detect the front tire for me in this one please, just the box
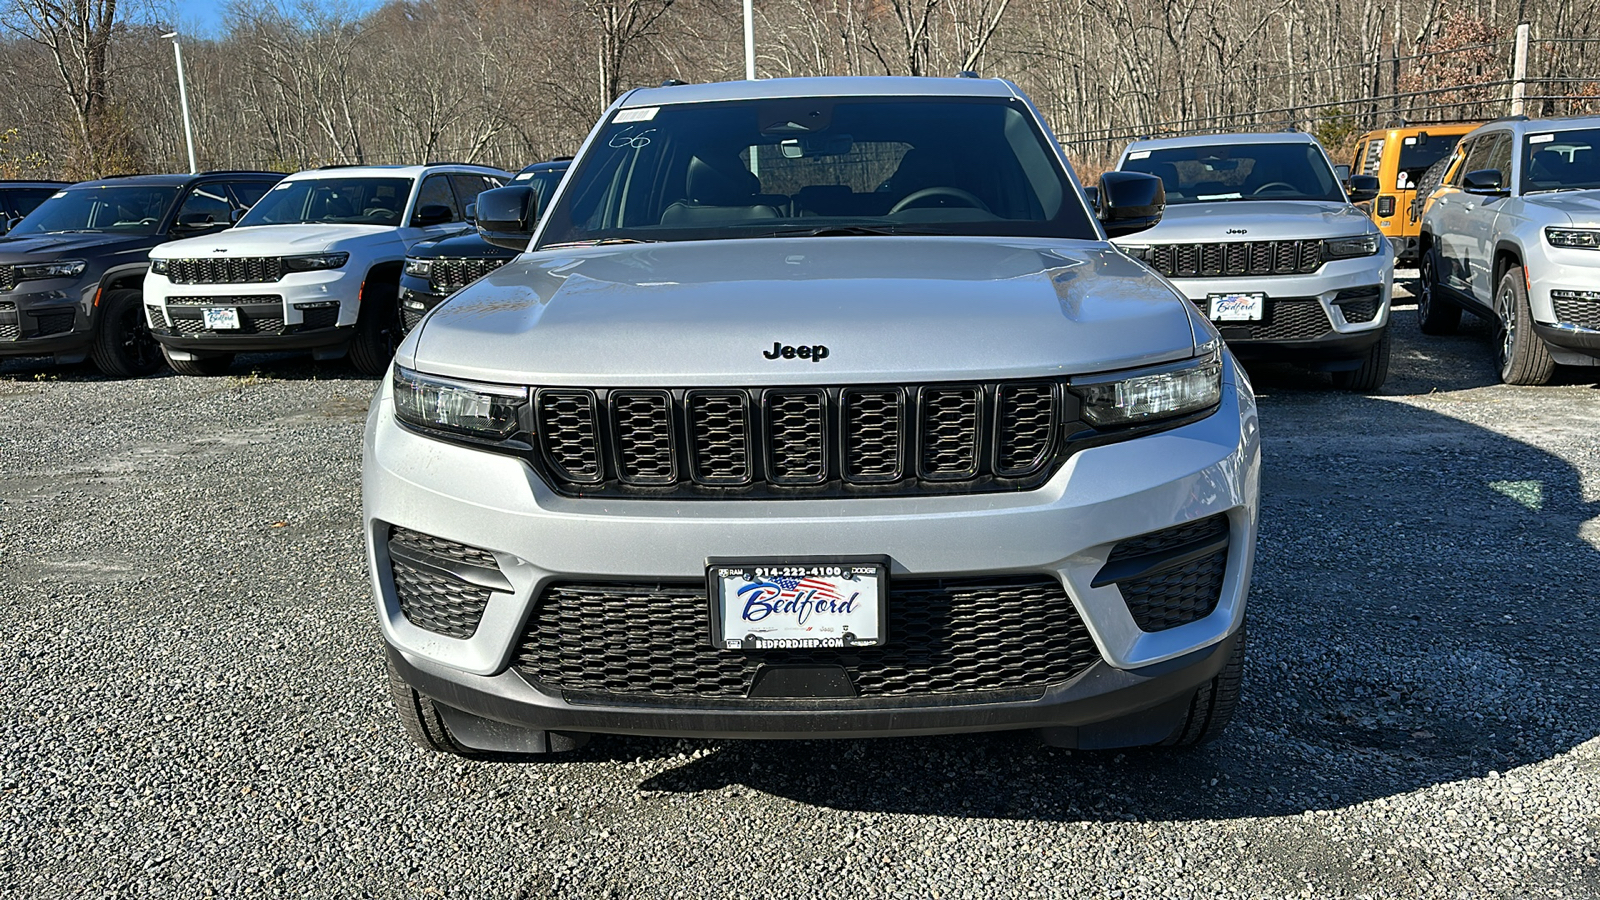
[1415,246,1460,335]
[1160,630,1246,747]
[161,346,234,376]
[387,658,478,758]
[348,282,399,376]
[89,289,164,377]
[1495,266,1555,386]
[1330,327,1391,393]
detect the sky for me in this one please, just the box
[160,0,386,38]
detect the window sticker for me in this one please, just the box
[1403,137,1417,145]
[273,182,294,190]
[1127,150,1151,160]
[614,107,659,124]
[1530,133,1555,144]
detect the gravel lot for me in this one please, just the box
[2,273,1597,899]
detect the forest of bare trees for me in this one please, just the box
[1,0,1598,181]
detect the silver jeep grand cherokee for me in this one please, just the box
[365,77,1261,757]
[1114,133,1395,392]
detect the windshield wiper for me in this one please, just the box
[1525,187,1593,195]
[540,238,656,249]
[743,224,952,238]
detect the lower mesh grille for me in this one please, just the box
[387,527,505,639]
[1198,297,1333,340]
[514,576,1102,701]
[1334,287,1383,324]
[0,300,15,342]
[1099,515,1230,632]
[1553,295,1600,329]
[300,307,338,329]
[33,311,74,336]
[400,305,426,333]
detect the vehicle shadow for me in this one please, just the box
[0,352,376,383]
[584,312,1600,823]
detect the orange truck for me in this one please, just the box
[1350,123,1479,263]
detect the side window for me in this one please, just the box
[174,183,234,228]
[412,175,462,224]
[227,181,275,211]
[448,174,495,210]
[1457,135,1500,183]
[1352,142,1367,172]
[1362,139,1385,175]
[1483,135,1514,184]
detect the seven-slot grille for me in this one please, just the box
[1135,240,1323,278]
[163,257,284,284]
[528,382,1066,497]
[429,257,508,294]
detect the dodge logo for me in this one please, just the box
[764,342,829,362]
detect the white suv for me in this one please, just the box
[144,164,508,375]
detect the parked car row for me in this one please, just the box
[0,159,570,377]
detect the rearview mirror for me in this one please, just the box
[475,185,539,251]
[1096,171,1165,238]
[1347,174,1380,203]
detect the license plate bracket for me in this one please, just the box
[1207,292,1266,322]
[202,307,241,330]
[707,556,889,650]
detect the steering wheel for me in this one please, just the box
[1251,182,1297,195]
[889,186,992,215]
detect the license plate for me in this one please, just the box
[202,307,241,330]
[1208,292,1266,322]
[708,560,887,650]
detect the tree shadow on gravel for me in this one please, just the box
[0,352,375,383]
[621,311,1600,823]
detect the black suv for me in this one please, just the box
[398,159,569,334]
[0,181,67,236]
[0,171,283,375]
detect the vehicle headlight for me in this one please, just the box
[1545,227,1600,250]
[1069,345,1223,428]
[282,251,350,272]
[403,257,432,278]
[15,259,86,280]
[150,258,169,275]
[392,366,526,440]
[1321,234,1382,260]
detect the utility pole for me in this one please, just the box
[743,0,755,80]
[1510,22,1530,116]
[162,32,198,174]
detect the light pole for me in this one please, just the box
[742,0,755,80]
[162,31,198,174]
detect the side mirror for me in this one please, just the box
[1347,174,1380,203]
[173,211,220,231]
[1462,169,1507,195]
[1334,164,1351,183]
[1096,171,1165,238]
[230,207,246,224]
[464,201,476,223]
[411,203,455,227]
[1081,185,1100,209]
[475,185,539,251]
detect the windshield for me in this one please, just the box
[1522,128,1600,193]
[9,186,180,236]
[1396,134,1462,188]
[535,97,1095,247]
[238,177,414,227]
[1121,142,1344,204]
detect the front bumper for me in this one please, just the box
[364,357,1261,741]
[144,269,361,352]
[398,283,447,335]
[0,279,93,358]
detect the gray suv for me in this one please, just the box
[366,77,1260,757]
[1114,133,1394,391]
[1417,115,1600,384]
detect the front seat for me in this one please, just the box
[659,156,779,225]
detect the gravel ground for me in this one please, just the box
[1,273,1597,899]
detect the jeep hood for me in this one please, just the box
[1113,200,1376,244]
[150,224,397,258]
[403,237,1200,386]
[1524,189,1600,226]
[0,232,156,262]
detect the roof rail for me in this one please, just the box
[547,156,574,162]
[955,70,980,78]
[315,163,358,169]
[199,169,287,176]
[1490,114,1530,123]
[659,79,688,87]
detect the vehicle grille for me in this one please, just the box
[300,307,338,330]
[387,527,504,639]
[514,576,1101,701]
[1134,240,1323,278]
[0,265,15,292]
[32,311,74,336]
[526,381,1067,498]
[1098,514,1230,632]
[400,305,425,333]
[429,257,507,294]
[163,257,284,284]
[166,296,286,336]
[0,301,16,341]
[1553,295,1600,330]
[1195,297,1333,340]
[1334,287,1382,324]
[145,305,166,329]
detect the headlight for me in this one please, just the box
[282,251,350,272]
[1321,234,1381,260]
[1069,345,1223,428]
[15,259,86,280]
[1545,227,1600,250]
[150,258,169,275]
[392,366,526,440]
[403,257,432,278]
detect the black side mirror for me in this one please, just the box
[1462,169,1507,195]
[1333,164,1351,183]
[475,185,539,251]
[1082,185,1100,209]
[1347,174,1381,203]
[173,211,221,231]
[411,203,455,227]
[1096,171,1164,238]
[464,201,476,223]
